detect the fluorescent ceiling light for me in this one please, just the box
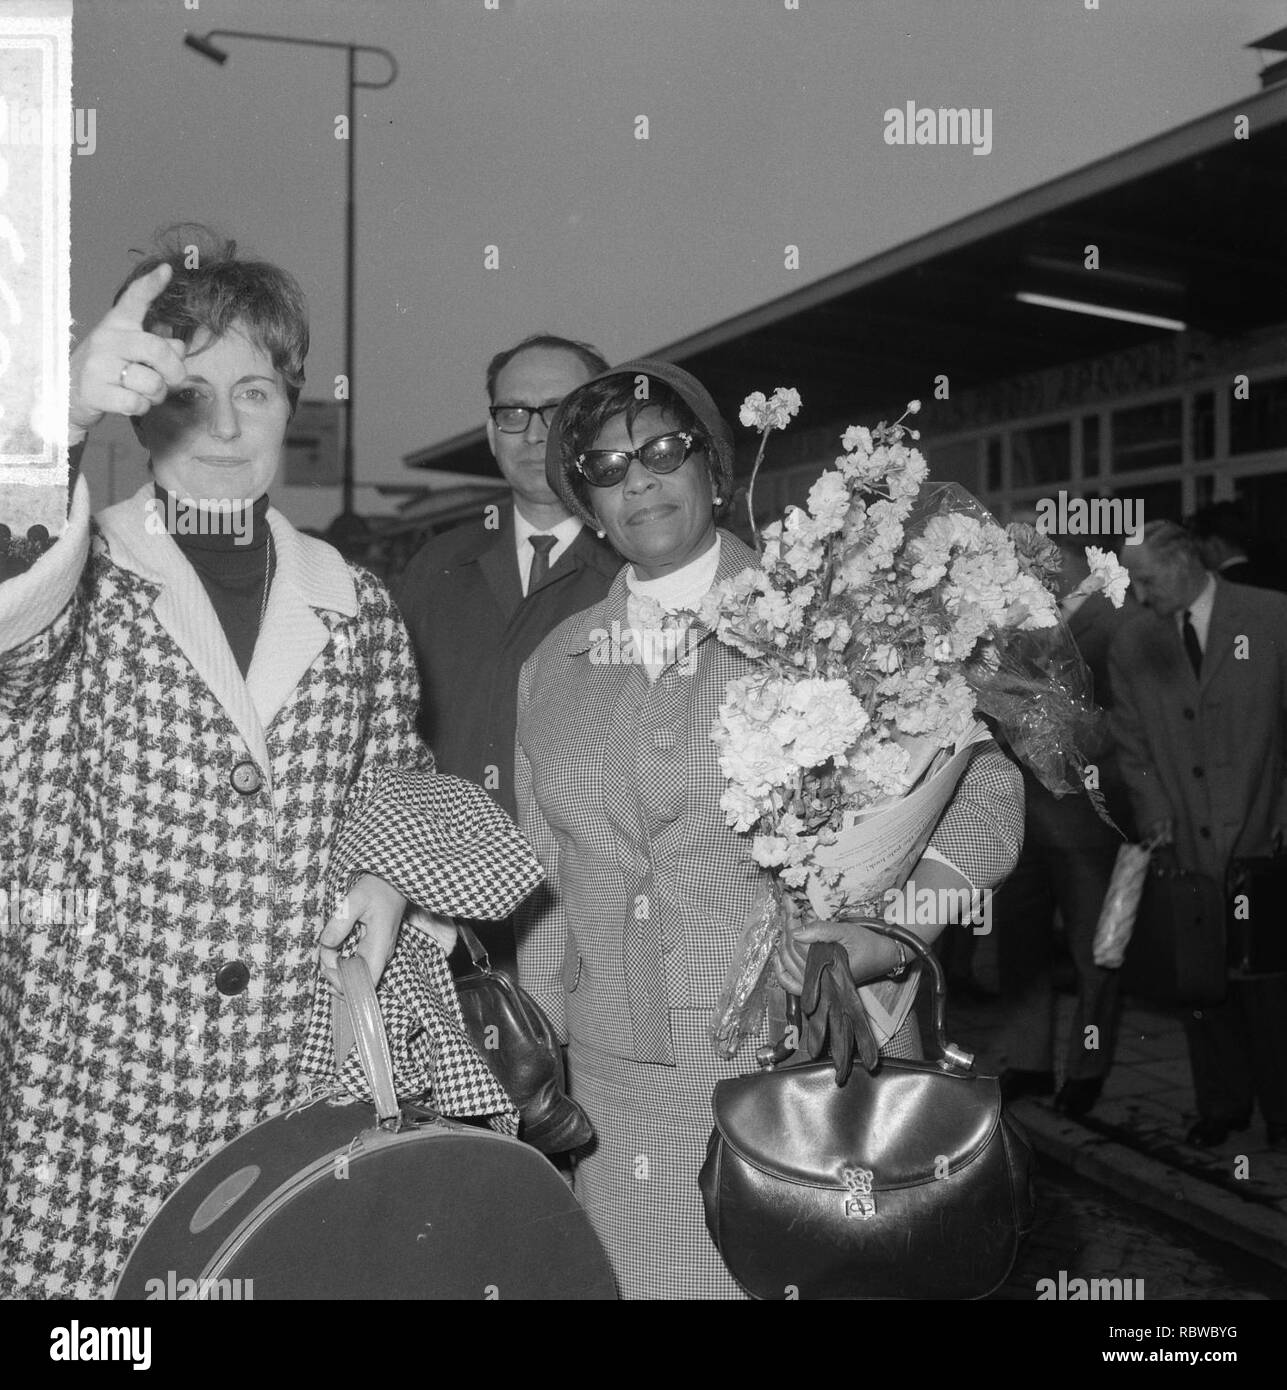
[1015,291,1186,332]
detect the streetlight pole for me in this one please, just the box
[184,29,397,524]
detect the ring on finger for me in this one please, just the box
[119,362,131,387]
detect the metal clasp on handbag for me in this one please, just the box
[842,1166,876,1220]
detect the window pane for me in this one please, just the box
[1011,421,1071,487]
[1192,391,1215,462]
[1111,399,1181,472]
[1082,415,1100,477]
[1120,480,1183,525]
[1230,375,1287,456]
[1231,473,1287,587]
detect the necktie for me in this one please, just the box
[527,534,556,594]
[1182,609,1203,678]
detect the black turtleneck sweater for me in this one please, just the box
[156,486,276,678]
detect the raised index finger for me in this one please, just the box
[110,261,174,330]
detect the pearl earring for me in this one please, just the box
[596,528,606,539]
[713,495,723,505]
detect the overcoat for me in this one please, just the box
[1108,579,1287,883]
[514,531,1025,1296]
[0,479,539,1298]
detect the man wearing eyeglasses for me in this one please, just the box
[394,335,618,850]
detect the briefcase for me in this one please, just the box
[1226,855,1287,975]
[114,957,616,1300]
[1122,863,1226,1007]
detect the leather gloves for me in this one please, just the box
[799,940,880,1084]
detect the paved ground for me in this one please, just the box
[935,932,1287,1276]
[997,1165,1287,1299]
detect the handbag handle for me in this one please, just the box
[765,918,973,1072]
[453,919,492,974]
[849,917,972,1069]
[332,954,402,1129]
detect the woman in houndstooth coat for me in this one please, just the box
[0,232,540,1298]
[515,361,1026,1299]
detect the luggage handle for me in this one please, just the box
[332,954,403,1130]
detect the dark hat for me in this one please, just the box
[544,358,735,528]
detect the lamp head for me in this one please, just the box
[184,33,229,64]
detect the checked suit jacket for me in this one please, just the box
[514,531,1026,1063]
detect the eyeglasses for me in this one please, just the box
[575,431,703,488]
[489,402,561,434]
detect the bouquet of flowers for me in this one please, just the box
[704,388,1129,1058]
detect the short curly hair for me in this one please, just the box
[557,375,714,517]
[112,223,308,414]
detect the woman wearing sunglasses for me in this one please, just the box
[513,360,1025,1298]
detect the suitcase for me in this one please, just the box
[114,956,616,1300]
[1122,863,1226,1007]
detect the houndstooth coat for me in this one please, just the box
[0,479,541,1299]
[514,532,1026,1297]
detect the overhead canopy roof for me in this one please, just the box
[407,81,1287,477]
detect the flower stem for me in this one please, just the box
[745,428,772,555]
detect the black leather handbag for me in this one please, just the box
[698,921,1035,1301]
[451,921,593,1154]
[1123,861,1227,1006]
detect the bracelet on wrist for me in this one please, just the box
[885,937,911,981]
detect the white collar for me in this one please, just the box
[513,507,581,554]
[626,534,722,614]
[94,482,355,778]
[1176,571,1217,646]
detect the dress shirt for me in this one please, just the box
[514,509,582,595]
[1175,572,1217,654]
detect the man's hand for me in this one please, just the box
[69,263,188,432]
[317,873,409,994]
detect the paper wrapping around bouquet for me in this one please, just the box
[1092,841,1152,969]
[805,721,992,1045]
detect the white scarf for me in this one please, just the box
[624,534,722,680]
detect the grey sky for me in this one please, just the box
[68,0,1283,528]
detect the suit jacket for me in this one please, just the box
[1108,578,1287,882]
[514,531,1026,1061]
[393,504,619,818]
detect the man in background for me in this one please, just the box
[1110,520,1287,1149]
[994,531,1134,1117]
[395,334,619,966]
[1188,500,1284,591]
